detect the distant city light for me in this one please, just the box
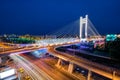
[117,34,120,38]
[31,48,47,58]
[106,34,117,41]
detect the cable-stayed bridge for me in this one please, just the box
[2,15,119,80]
[36,15,104,46]
[34,15,120,80]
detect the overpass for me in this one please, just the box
[1,39,120,80]
[48,46,120,80]
[2,43,120,80]
[0,38,79,55]
[0,47,40,55]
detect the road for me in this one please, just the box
[0,41,77,55]
[0,46,40,55]
[10,53,79,80]
[0,42,12,52]
[2,42,120,80]
[10,53,53,80]
[20,53,79,80]
[0,42,10,48]
[48,46,120,80]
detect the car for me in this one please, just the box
[19,67,24,73]
[25,75,31,80]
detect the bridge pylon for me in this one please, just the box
[80,15,88,41]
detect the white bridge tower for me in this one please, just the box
[80,15,88,40]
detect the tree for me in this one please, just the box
[108,38,120,61]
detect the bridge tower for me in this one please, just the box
[80,15,88,40]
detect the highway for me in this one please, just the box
[0,46,40,55]
[2,42,120,80]
[48,46,120,80]
[10,53,53,80]
[10,52,79,80]
[0,42,12,52]
[0,42,11,48]
[19,53,79,80]
[0,40,78,55]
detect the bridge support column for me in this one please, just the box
[87,70,92,80]
[55,58,62,68]
[68,62,74,73]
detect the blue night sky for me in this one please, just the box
[0,0,120,35]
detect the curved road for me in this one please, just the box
[48,46,120,80]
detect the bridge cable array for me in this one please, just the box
[50,18,101,38]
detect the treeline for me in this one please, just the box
[2,37,35,44]
[105,37,120,62]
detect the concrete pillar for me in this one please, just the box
[87,70,92,80]
[56,58,62,68]
[68,62,74,73]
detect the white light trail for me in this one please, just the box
[10,54,54,80]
